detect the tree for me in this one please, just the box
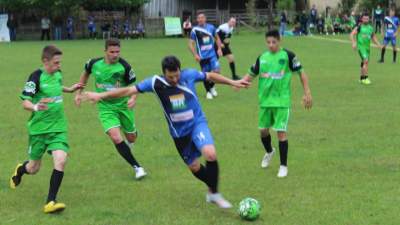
[276,0,294,11]
[81,0,148,11]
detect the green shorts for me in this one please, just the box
[358,48,370,61]
[98,109,136,134]
[28,132,69,160]
[258,107,290,132]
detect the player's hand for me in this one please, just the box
[352,43,357,50]
[302,93,312,110]
[83,92,102,104]
[231,79,250,89]
[217,48,223,57]
[74,94,82,107]
[194,54,201,62]
[34,103,48,111]
[127,95,137,108]
[71,83,85,92]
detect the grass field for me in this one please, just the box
[0,33,399,225]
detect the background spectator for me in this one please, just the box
[316,14,325,34]
[66,17,74,40]
[280,10,287,36]
[310,4,317,33]
[136,19,145,38]
[300,10,309,35]
[7,14,18,41]
[88,16,96,39]
[183,17,192,37]
[373,4,384,33]
[325,13,334,35]
[101,22,111,39]
[41,16,51,40]
[123,19,131,39]
[112,19,120,38]
[53,15,63,40]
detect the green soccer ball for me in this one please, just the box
[238,197,261,221]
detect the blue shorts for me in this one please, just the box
[173,122,215,165]
[383,36,396,46]
[200,57,220,73]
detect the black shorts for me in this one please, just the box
[221,45,232,56]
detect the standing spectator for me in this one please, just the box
[53,16,63,40]
[88,16,96,39]
[333,14,343,34]
[66,17,74,40]
[325,13,334,35]
[349,11,357,28]
[7,14,18,41]
[123,19,131,39]
[316,14,325,34]
[183,17,192,37]
[310,4,318,32]
[136,19,145,38]
[280,10,288,36]
[111,20,120,38]
[101,22,111,39]
[300,11,309,35]
[41,16,51,41]
[374,4,384,33]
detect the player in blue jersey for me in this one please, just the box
[379,8,399,63]
[189,13,223,100]
[83,56,250,209]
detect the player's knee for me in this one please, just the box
[277,132,287,141]
[108,131,123,144]
[202,146,217,161]
[126,132,137,143]
[27,163,40,174]
[54,155,67,170]
[260,129,269,137]
[188,161,201,172]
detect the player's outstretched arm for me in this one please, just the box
[350,27,358,50]
[372,33,381,48]
[189,39,200,62]
[84,86,139,104]
[22,100,48,112]
[206,72,250,89]
[75,71,90,106]
[63,83,84,93]
[299,71,312,109]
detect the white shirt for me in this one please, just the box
[41,18,50,29]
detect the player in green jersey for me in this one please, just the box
[75,38,146,179]
[350,13,381,85]
[243,30,312,178]
[10,45,83,213]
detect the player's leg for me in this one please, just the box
[259,107,275,168]
[358,49,371,84]
[392,38,397,63]
[225,53,239,80]
[209,57,221,97]
[272,108,290,178]
[121,109,147,179]
[200,59,214,99]
[380,38,389,63]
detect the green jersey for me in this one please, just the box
[85,57,136,110]
[20,69,67,135]
[249,48,303,108]
[356,24,374,49]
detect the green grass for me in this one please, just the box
[0,34,399,225]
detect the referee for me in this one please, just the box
[216,18,239,80]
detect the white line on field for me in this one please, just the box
[307,35,400,51]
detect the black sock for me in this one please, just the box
[229,62,237,78]
[47,169,64,203]
[381,47,386,61]
[203,81,211,92]
[261,135,273,153]
[360,75,367,80]
[115,142,141,168]
[192,164,209,184]
[17,161,29,177]
[206,161,219,194]
[279,140,288,166]
[394,50,397,62]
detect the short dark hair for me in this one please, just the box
[265,30,281,40]
[42,45,62,61]
[162,56,181,73]
[105,38,120,50]
[362,12,370,17]
[197,12,206,17]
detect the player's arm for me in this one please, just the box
[188,33,200,62]
[214,32,223,57]
[84,86,139,104]
[22,99,48,112]
[63,83,84,93]
[350,27,358,49]
[243,56,260,84]
[74,71,90,106]
[299,71,312,109]
[206,72,249,89]
[371,33,381,48]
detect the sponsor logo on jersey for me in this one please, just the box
[261,71,285,79]
[169,94,186,110]
[24,81,36,94]
[170,110,194,122]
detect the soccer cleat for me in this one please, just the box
[277,165,288,178]
[261,149,275,168]
[43,201,66,213]
[206,92,213,100]
[10,163,23,189]
[362,78,371,85]
[134,167,147,180]
[210,87,218,97]
[206,192,232,209]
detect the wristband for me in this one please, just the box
[33,104,39,112]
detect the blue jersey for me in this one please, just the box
[136,69,208,138]
[384,16,399,38]
[191,23,217,59]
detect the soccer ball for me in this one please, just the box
[238,197,261,221]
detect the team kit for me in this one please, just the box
[11,9,398,213]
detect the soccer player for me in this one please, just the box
[379,9,399,63]
[83,56,250,208]
[10,45,83,213]
[75,38,147,179]
[216,17,240,80]
[189,13,223,100]
[350,13,381,85]
[243,30,312,178]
